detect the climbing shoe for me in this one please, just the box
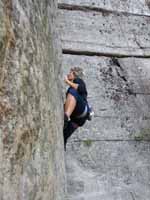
[64,113,70,129]
[87,106,94,121]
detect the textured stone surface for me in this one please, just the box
[59,9,150,56]
[59,1,150,200]
[66,141,150,200]
[58,0,150,16]
[62,55,150,141]
[0,0,65,200]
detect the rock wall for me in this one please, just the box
[58,0,150,200]
[0,0,66,200]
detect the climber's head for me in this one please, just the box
[67,67,84,81]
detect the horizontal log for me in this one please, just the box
[58,0,150,16]
[58,9,150,56]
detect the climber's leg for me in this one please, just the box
[64,87,87,129]
[63,88,86,150]
[64,93,77,118]
[63,121,78,150]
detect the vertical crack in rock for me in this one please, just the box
[110,57,135,96]
[133,33,144,50]
[99,57,135,103]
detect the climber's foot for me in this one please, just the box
[64,113,70,129]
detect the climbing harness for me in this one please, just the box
[76,104,88,118]
[76,104,94,120]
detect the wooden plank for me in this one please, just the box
[58,9,150,56]
[58,0,150,16]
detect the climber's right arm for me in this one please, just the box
[64,76,79,90]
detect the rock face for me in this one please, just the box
[0,0,65,200]
[58,1,150,200]
[59,2,150,57]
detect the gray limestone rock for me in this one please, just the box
[62,55,150,141]
[59,1,150,200]
[58,0,150,16]
[59,9,150,56]
[66,141,150,200]
[0,0,66,200]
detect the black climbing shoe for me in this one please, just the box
[64,113,69,129]
[87,106,94,121]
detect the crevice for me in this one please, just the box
[133,34,145,50]
[110,57,150,96]
[110,57,135,96]
[133,92,150,95]
[130,192,136,200]
[111,58,128,82]
[62,49,150,58]
[58,3,150,18]
[111,58,124,72]
[73,139,150,142]
[94,115,119,119]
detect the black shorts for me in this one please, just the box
[67,88,87,126]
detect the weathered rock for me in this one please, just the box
[59,0,150,199]
[66,141,150,200]
[62,55,150,141]
[58,0,150,16]
[58,9,150,57]
[0,0,65,200]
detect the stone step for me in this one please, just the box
[58,9,150,57]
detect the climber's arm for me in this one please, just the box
[64,76,79,90]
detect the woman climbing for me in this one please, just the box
[63,67,93,150]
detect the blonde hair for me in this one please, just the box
[71,67,84,79]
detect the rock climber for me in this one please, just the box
[63,67,93,150]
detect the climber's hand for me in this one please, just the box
[64,76,78,89]
[64,76,69,84]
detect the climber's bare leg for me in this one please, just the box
[64,93,76,118]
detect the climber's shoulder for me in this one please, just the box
[73,78,85,85]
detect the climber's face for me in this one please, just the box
[67,70,75,81]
